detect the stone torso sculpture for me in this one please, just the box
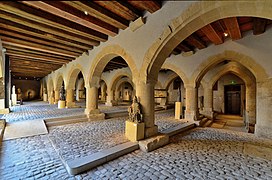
[128,96,143,123]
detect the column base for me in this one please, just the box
[145,125,158,138]
[255,124,271,139]
[185,110,197,122]
[85,109,105,120]
[66,102,76,108]
[202,108,214,119]
[139,134,169,152]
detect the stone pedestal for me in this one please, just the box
[58,100,66,109]
[11,94,17,106]
[175,102,183,119]
[43,94,48,102]
[125,121,144,142]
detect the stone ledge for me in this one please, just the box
[65,142,139,175]
[139,134,169,153]
[161,122,196,137]
[0,119,6,143]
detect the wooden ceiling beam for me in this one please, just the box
[65,1,129,29]
[94,1,140,21]
[185,34,206,49]
[223,17,242,40]
[5,46,74,61]
[0,18,97,47]
[175,42,193,52]
[201,24,224,45]
[0,2,107,42]
[2,37,79,58]
[128,1,161,13]
[6,53,70,65]
[253,17,267,35]
[10,65,56,72]
[0,10,100,46]
[23,1,118,37]
[10,68,51,74]
[10,59,62,68]
[0,30,86,54]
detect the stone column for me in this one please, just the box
[136,80,158,138]
[115,90,120,103]
[66,89,75,108]
[255,79,272,138]
[106,90,114,106]
[101,89,106,101]
[203,88,213,118]
[185,85,198,121]
[54,90,60,104]
[85,86,100,115]
[246,83,256,126]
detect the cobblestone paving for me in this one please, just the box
[1,127,272,179]
[48,111,182,162]
[78,128,272,179]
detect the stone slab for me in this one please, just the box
[65,141,139,175]
[3,119,48,140]
[0,108,9,114]
[125,121,144,142]
[161,122,195,137]
[243,143,272,160]
[139,134,169,152]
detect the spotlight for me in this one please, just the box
[224,32,228,37]
[84,11,88,15]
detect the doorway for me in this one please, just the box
[224,85,241,115]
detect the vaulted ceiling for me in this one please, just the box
[0,1,161,79]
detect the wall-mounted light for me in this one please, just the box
[84,11,88,15]
[224,32,228,37]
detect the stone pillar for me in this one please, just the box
[85,86,100,115]
[185,85,198,121]
[255,79,272,138]
[115,90,120,102]
[106,90,114,106]
[101,89,106,101]
[54,90,60,104]
[136,80,158,138]
[203,88,213,118]
[66,89,75,108]
[246,83,256,128]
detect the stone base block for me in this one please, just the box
[175,102,182,119]
[11,94,17,106]
[255,124,272,139]
[58,100,66,109]
[0,108,9,114]
[243,143,272,160]
[145,125,158,138]
[66,102,76,108]
[139,134,169,152]
[125,121,144,142]
[87,113,105,120]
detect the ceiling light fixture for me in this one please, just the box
[224,32,228,37]
[84,11,88,15]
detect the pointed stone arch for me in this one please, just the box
[54,73,65,91]
[66,64,86,90]
[108,70,133,91]
[140,1,272,83]
[88,44,138,87]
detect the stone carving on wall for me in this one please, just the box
[60,86,65,101]
[128,96,143,123]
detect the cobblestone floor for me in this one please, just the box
[1,127,272,179]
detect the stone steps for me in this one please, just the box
[161,122,196,137]
[65,142,139,175]
[44,115,88,127]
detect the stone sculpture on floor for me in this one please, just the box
[128,96,143,123]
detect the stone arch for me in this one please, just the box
[88,45,138,87]
[109,70,133,91]
[54,73,65,91]
[161,63,189,86]
[140,1,272,83]
[192,51,267,87]
[164,73,179,90]
[66,64,86,90]
[116,77,134,92]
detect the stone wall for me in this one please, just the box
[13,79,41,101]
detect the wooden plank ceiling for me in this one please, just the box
[0,1,161,79]
[173,17,272,55]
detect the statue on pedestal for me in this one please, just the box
[12,85,16,94]
[128,96,143,123]
[60,85,65,101]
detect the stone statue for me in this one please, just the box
[12,85,16,94]
[128,96,143,123]
[60,86,65,101]
[43,88,47,94]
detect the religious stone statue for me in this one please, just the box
[128,96,143,123]
[60,85,65,101]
